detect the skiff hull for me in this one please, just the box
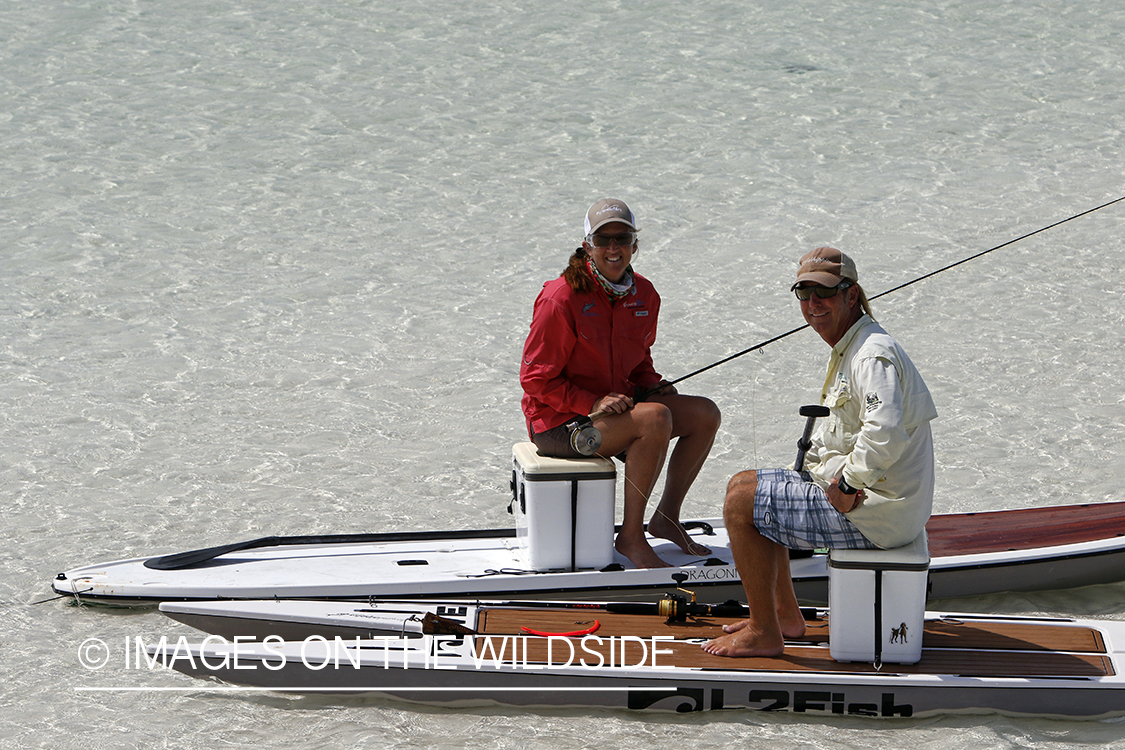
[53,502,1125,607]
[149,599,1125,720]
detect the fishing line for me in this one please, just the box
[587,459,711,559]
[641,193,1125,398]
[750,349,763,467]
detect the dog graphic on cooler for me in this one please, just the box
[890,622,909,644]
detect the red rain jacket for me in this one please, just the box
[520,274,663,436]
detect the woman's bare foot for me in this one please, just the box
[647,514,712,556]
[615,534,672,569]
[701,624,785,658]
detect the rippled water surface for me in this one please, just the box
[3,0,1124,747]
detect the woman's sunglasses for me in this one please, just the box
[587,232,637,248]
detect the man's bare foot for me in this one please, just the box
[701,625,785,658]
[615,535,672,569]
[721,618,749,634]
[723,613,805,639]
[647,514,712,556]
[779,608,807,639]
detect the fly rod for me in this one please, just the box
[637,193,1125,400]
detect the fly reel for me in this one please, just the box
[565,415,602,456]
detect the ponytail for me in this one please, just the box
[854,283,875,321]
[562,247,595,294]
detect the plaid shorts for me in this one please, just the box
[753,468,879,550]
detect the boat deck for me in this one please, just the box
[476,608,1114,678]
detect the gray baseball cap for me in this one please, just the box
[584,199,638,235]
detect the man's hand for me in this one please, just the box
[827,476,865,514]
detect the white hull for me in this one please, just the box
[148,599,1125,720]
[53,508,1125,607]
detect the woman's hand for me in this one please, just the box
[593,392,634,415]
[647,380,678,397]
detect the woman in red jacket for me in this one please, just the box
[520,199,722,569]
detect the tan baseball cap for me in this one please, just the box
[584,198,638,235]
[791,247,859,290]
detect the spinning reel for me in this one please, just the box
[657,575,748,623]
[605,575,747,623]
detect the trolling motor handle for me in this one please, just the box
[795,405,830,471]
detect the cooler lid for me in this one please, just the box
[512,442,616,479]
[828,529,930,571]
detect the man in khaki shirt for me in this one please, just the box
[703,248,936,658]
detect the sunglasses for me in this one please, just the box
[587,232,637,248]
[794,282,851,301]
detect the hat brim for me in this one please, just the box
[587,218,638,234]
[791,270,844,290]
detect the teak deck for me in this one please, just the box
[475,607,1114,678]
[926,501,1125,557]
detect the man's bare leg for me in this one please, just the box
[702,470,805,657]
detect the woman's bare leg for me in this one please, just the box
[644,393,721,555]
[594,403,673,568]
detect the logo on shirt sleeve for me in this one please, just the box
[865,393,883,412]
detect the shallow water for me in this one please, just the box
[3,0,1125,747]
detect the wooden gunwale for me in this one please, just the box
[926,501,1125,557]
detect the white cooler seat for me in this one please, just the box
[828,530,930,665]
[510,442,616,571]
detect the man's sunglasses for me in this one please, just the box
[794,282,851,301]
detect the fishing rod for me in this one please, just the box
[645,193,1125,398]
[560,194,1125,454]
